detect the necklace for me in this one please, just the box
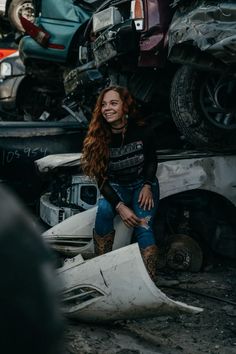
[111,122,128,131]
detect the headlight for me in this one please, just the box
[93,7,122,33]
[0,62,12,78]
[68,175,100,209]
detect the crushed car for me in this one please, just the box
[0,50,87,204]
[18,0,93,121]
[0,44,88,205]
[18,0,236,149]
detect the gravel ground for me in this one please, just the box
[61,259,236,354]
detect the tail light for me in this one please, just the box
[130,0,144,31]
[0,49,17,60]
[20,16,50,47]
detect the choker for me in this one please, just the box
[111,123,128,131]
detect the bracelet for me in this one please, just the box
[115,201,125,212]
[143,184,151,189]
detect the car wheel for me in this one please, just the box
[7,0,35,32]
[170,65,236,149]
[166,234,203,272]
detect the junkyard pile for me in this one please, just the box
[63,259,236,354]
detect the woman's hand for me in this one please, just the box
[116,203,141,228]
[138,184,154,210]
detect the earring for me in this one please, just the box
[125,114,129,120]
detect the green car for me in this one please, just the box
[20,0,92,63]
[15,0,94,120]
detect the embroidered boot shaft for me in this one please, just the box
[141,244,159,282]
[93,230,115,256]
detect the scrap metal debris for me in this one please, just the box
[57,243,203,322]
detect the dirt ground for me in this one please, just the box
[61,257,236,354]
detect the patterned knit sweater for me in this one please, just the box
[99,121,158,208]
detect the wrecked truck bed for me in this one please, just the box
[58,243,203,322]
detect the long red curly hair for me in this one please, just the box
[81,86,139,182]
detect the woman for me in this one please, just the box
[81,86,159,280]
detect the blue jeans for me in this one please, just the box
[95,178,159,249]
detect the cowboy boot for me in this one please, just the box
[141,244,159,282]
[93,229,115,256]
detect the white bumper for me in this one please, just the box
[58,243,203,322]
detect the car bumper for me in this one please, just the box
[58,243,203,322]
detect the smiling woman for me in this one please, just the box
[81,85,160,281]
[101,90,125,127]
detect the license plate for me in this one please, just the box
[93,7,122,33]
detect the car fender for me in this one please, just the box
[157,155,236,207]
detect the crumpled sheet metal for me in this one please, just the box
[168,1,236,64]
[35,153,82,173]
[58,243,203,322]
[41,0,90,23]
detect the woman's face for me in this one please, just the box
[101,90,124,125]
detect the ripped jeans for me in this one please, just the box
[95,178,159,249]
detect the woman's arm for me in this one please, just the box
[98,178,121,209]
[138,128,158,210]
[99,179,141,227]
[143,128,158,185]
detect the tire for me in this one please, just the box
[7,0,35,32]
[170,65,236,149]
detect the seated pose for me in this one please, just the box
[81,85,159,280]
